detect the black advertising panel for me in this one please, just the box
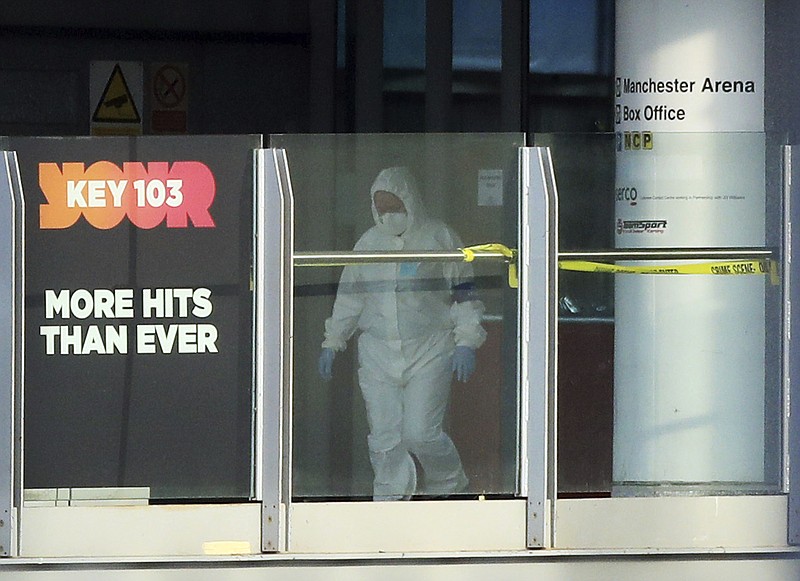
[5,135,261,500]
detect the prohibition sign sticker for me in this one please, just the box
[153,64,187,109]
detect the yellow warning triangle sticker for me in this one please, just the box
[92,63,141,123]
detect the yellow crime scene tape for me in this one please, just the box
[461,244,518,288]
[460,245,779,288]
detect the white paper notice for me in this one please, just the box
[477,169,503,207]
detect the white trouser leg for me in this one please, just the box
[358,335,417,500]
[402,332,468,495]
[358,331,468,499]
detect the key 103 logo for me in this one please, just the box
[39,161,216,229]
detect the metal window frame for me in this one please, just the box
[0,151,23,558]
[264,144,555,553]
[786,145,800,545]
[255,149,294,552]
[520,147,558,548]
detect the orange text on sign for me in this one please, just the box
[39,161,216,229]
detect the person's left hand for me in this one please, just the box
[318,348,336,381]
[452,346,476,383]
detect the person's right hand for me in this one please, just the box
[452,346,476,383]
[318,348,336,381]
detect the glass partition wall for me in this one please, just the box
[537,132,785,499]
[3,131,788,557]
[270,133,525,500]
[534,133,615,496]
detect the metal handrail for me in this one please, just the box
[293,250,510,266]
[294,246,775,267]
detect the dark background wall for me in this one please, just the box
[0,0,614,137]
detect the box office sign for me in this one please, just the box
[7,135,262,499]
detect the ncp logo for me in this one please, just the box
[39,161,216,229]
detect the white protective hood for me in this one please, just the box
[369,166,428,234]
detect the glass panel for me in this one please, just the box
[271,133,524,500]
[384,0,426,70]
[535,133,614,496]
[530,0,612,75]
[453,0,502,71]
[382,0,505,72]
[536,131,784,497]
[9,135,258,501]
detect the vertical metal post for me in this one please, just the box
[309,0,338,133]
[521,147,558,548]
[786,145,800,544]
[255,149,294,552]
[353,0,384,132]
[425,0,453,132]
[0,151,22,557]
[501,0,530,132]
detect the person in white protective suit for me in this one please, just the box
[317,166,487,500]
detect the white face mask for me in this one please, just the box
[377,212,408,236]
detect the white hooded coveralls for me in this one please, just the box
[322,167,487,499]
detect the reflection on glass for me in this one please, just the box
[614,133,768,494]
[536,132,784,498]
[271,133,523,499]
[319,167,485,500]
[383,0,425,70]
[534,133,615,496]
[453,0,501,71]
[536,133,615,320]
[529,0,610,75]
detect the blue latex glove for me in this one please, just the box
[452,346,476,383]
[318,348,336,381]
